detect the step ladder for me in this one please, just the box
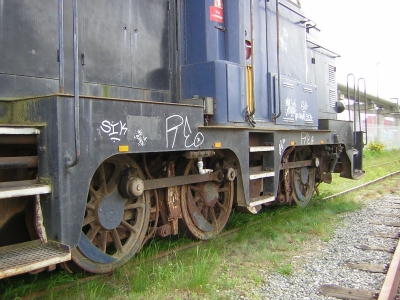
[0,126,71,279]
[248,144,276,209]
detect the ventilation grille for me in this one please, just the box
[329,89,336,108]
[328,65,336,83]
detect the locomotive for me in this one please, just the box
[0,0,364,277]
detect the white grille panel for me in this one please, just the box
[329,89,336,108]
[328,65,336,83]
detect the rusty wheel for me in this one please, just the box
[180,158,233,240]
[71,156,150,273]
[291,167,316,207]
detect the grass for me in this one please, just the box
[1,150,400,299]
[320,149,400,195]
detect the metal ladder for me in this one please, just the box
[0,126,71,279]
[246,137,277,213]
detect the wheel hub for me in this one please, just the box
[97,188,127,230]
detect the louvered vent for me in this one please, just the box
[329,89,336,108]
[328,65,336,83]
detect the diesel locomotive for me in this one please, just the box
[0,0,364,277]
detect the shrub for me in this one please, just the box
[366,141,385,152]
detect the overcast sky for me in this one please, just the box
[300,0,400,104]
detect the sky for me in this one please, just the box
[300,0,400,104]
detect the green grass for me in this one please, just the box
[319,149,400,196]
[1,150,400,300]
[125,246,218,299]
[0,270,87,300]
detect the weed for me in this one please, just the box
[366,140,385,152]
[276,264,293,275]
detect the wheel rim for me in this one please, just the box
[180,158,233,240]
[72,156,150,273]
[291,167,316,207]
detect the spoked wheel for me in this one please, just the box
[291,166,316,207]
[180,158,233,240]
[71,156,150,273]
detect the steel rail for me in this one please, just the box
[323,170,400,201]
[368,160,400,169]
[378,238,400,300]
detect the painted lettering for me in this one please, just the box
[279,139,286,156]
[300,132,314,145]
[100,120,128,142]
[166,115,204,149]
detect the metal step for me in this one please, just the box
[0,135,38,145]
[0,156,38,169]
[0,127,40,135]
[0,183,51,199]
[249,195,276,207]
[249,170,275,180]
[249,146,274,152]
[0,240,71,279]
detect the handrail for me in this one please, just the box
[278,0,307,19]
[306,40,341,58]
[272,0,282,121]
[66,0,80,169]
[346,74,356,145]
[356,78,362,132]
[58,0,64,93]
[346,74,355,122]
[357,78,367,146]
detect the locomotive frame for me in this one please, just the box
[0,0,364,277]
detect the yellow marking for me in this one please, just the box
[290,141,295,146]
[246,65,254,113]
[214,142,222,148]
[118,145,129,152]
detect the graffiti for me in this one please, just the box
[100,120,128,142]
[300,132,314,145]
[98,115,204,148]
[295,112,313,122]
[284,98,313,123]
[99,120,147,146]
[279,37,288,53]
[279,27,289,53]
[285,98,297,116]
[300,101,308,111]
[166,115,204,149]
[279,139,286,156]
[133,129,148,147]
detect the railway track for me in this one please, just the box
[8,170,400,300]
[316,170,400,300]
[318,199,400,300]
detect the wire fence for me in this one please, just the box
[362,124,400,150]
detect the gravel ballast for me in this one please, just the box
[259,190,400,300]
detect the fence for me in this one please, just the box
[361,124,400,150]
